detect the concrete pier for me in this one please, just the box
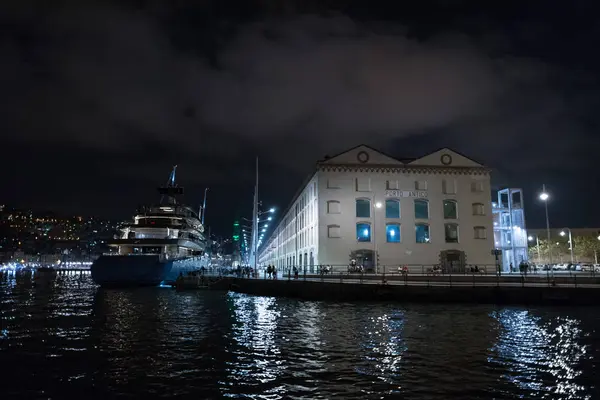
[210,275,600,306]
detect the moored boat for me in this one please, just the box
[91,166,208,287]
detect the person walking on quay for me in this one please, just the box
[293,266,299,279]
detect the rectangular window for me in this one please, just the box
[356,199,371,218]
[386,223,401,243]
[471,181,484,192]
[327,200,341,214]
[385,199,401,218]
[386,180,399,190]
[474,226,487,239]
[472,203,485,216]
[356,223,371,242]
[356,178,371,192]
[327,179,341,189]
[442,179,456,194]
[415,224,430,243]
[415,180,428,190]
[443,200,458,219]
[445,224,459,243]
[414,200,429,219]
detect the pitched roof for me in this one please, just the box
[318,144,484,168]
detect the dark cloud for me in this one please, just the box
[1,1,599,230]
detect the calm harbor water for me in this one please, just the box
[1,271,599,399]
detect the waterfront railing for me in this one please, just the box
[204,264,600,289]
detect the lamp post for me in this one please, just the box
[596,234,600,264]
[243,207,274,272]
[559,228,574,264]
[254,208,275,271]
[528,235,541,265]
[539,185,552,266]
[373,198,383,274]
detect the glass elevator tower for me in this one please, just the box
[493,188,529,272]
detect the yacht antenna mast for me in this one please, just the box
[160,165,180,205]
[168,165,177,187]
[201,188,209,225]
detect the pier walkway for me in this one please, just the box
[214,270,600,289]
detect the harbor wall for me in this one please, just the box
[211,278,600,306]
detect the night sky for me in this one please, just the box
[2,0,599,235]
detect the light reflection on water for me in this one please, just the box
[0,271,599,399]
[489,309,592,399]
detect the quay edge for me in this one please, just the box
[209,278,600,306]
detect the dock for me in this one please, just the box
[201,271,600,306]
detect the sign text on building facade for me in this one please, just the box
[384,190,428,198]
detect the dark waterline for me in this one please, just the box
[1,272,599,399]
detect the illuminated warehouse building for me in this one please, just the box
[257,145,505,272]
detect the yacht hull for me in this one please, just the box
[91,255,205,288]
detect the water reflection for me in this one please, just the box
[490,309,592,399]
[358,312,406,382]
[1,274,600,399]
[225,293,285,398]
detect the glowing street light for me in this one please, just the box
[539,184,552,265]
[559,228,574,264]
[372,197,383,273]
[528,235,542,264]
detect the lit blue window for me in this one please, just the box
[356,223,371,242]
[385,199,400,218]
[415,223,430,243]
[414,200,429,219]
[356,199,371,218]
[386,224,400,243]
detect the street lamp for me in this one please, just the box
[373,199,383,274]
[596,234,600,264]
[539,184,552,265]
[528,235,541,264]
[559,228,574,264]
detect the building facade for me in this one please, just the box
[258,145,497,272]
[492,188,529,272]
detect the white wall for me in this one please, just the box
[317,168,495,267]
[260,146,497,269]
[258,175,319,269]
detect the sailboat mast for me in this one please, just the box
[201,188,209,225]
[252,157,259,269]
